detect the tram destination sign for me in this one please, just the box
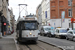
[25,18,35,20]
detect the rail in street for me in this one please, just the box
[15,41,62,50]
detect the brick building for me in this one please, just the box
[50,0,75,28]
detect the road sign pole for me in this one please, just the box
[71,0,73,30]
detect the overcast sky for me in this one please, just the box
[8,0,42,20]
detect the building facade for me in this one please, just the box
[37,0,75,28]
[0,0,9,36]
[45,0,50,25]
[36,4,42,30]
[0,0,3,34]
[41,0,46,25]
[0,0,15,35]
[50,0,75,28]
[36,0,50,26]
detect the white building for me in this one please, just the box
[37,4,42,30]
[7,9,12,31]
[41,0,46,25]
[49,19,71,28]
[41,0,50,25]
[45,0,50,25]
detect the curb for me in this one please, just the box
[38,40,65,50]
[14,38,20,50]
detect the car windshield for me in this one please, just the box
[59,29,67,33]
[49,30,54,33]
[44,28,51,31]
[73,31,75,34]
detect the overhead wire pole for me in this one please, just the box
[71,0,73,30]
[19,4,20,18]
[58,0,61,28]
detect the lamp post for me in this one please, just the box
[71,0,73,30]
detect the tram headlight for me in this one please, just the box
[30,32,32,35]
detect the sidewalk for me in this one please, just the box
[0,33,17,50]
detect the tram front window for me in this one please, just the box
[22,22,38,30]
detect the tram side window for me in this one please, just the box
[21,23,25,30]
[16,23,19,30]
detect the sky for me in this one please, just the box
[8,0,42,20]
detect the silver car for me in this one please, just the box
[40,26,51,36]
[66,30,75,41]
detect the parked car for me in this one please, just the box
[66,30,75,41]
[40,26,51,36]
[55,28,67,38]
[47,30,55,37]
[38,30,40,35]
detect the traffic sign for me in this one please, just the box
[45,11,47,18]
[71,18,75,23]
[8,25,10,28]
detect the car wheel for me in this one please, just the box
[40,33,42,36]
[49,35,52,37]
[73,37,75,41]
[59,36,61,39]
[66,37,69,40]
[44,34,46,36]
[42,33,44,36]
[46,33,49,37]
[55,35,57,38]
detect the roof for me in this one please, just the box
[17,17,38,24]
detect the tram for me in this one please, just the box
[16,17,39,43]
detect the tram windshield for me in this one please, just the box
[21,21,38,30]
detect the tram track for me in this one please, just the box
[26,45,32,50]
[18,42,46,50]
[36,44,46,50]
[26,44,44,50]
[17,40,62,50]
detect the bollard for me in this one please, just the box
[4,32,6,35]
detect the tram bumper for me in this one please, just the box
[19,37,38,42]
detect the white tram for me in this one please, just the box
[16,17,39,42]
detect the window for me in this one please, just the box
[51,1,55,7]
[68,0,71,6]
[68,31,73,34]
[56,29,59,33]
[59,29,67,33]
[22,22,38,30]
[59,1,63,6]
[68,9,72,17]
[51,10,56,18]
[16,23,19,30]
[44,28,51,31]
[74,32,75,34]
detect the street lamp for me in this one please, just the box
[71,0,73,30]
